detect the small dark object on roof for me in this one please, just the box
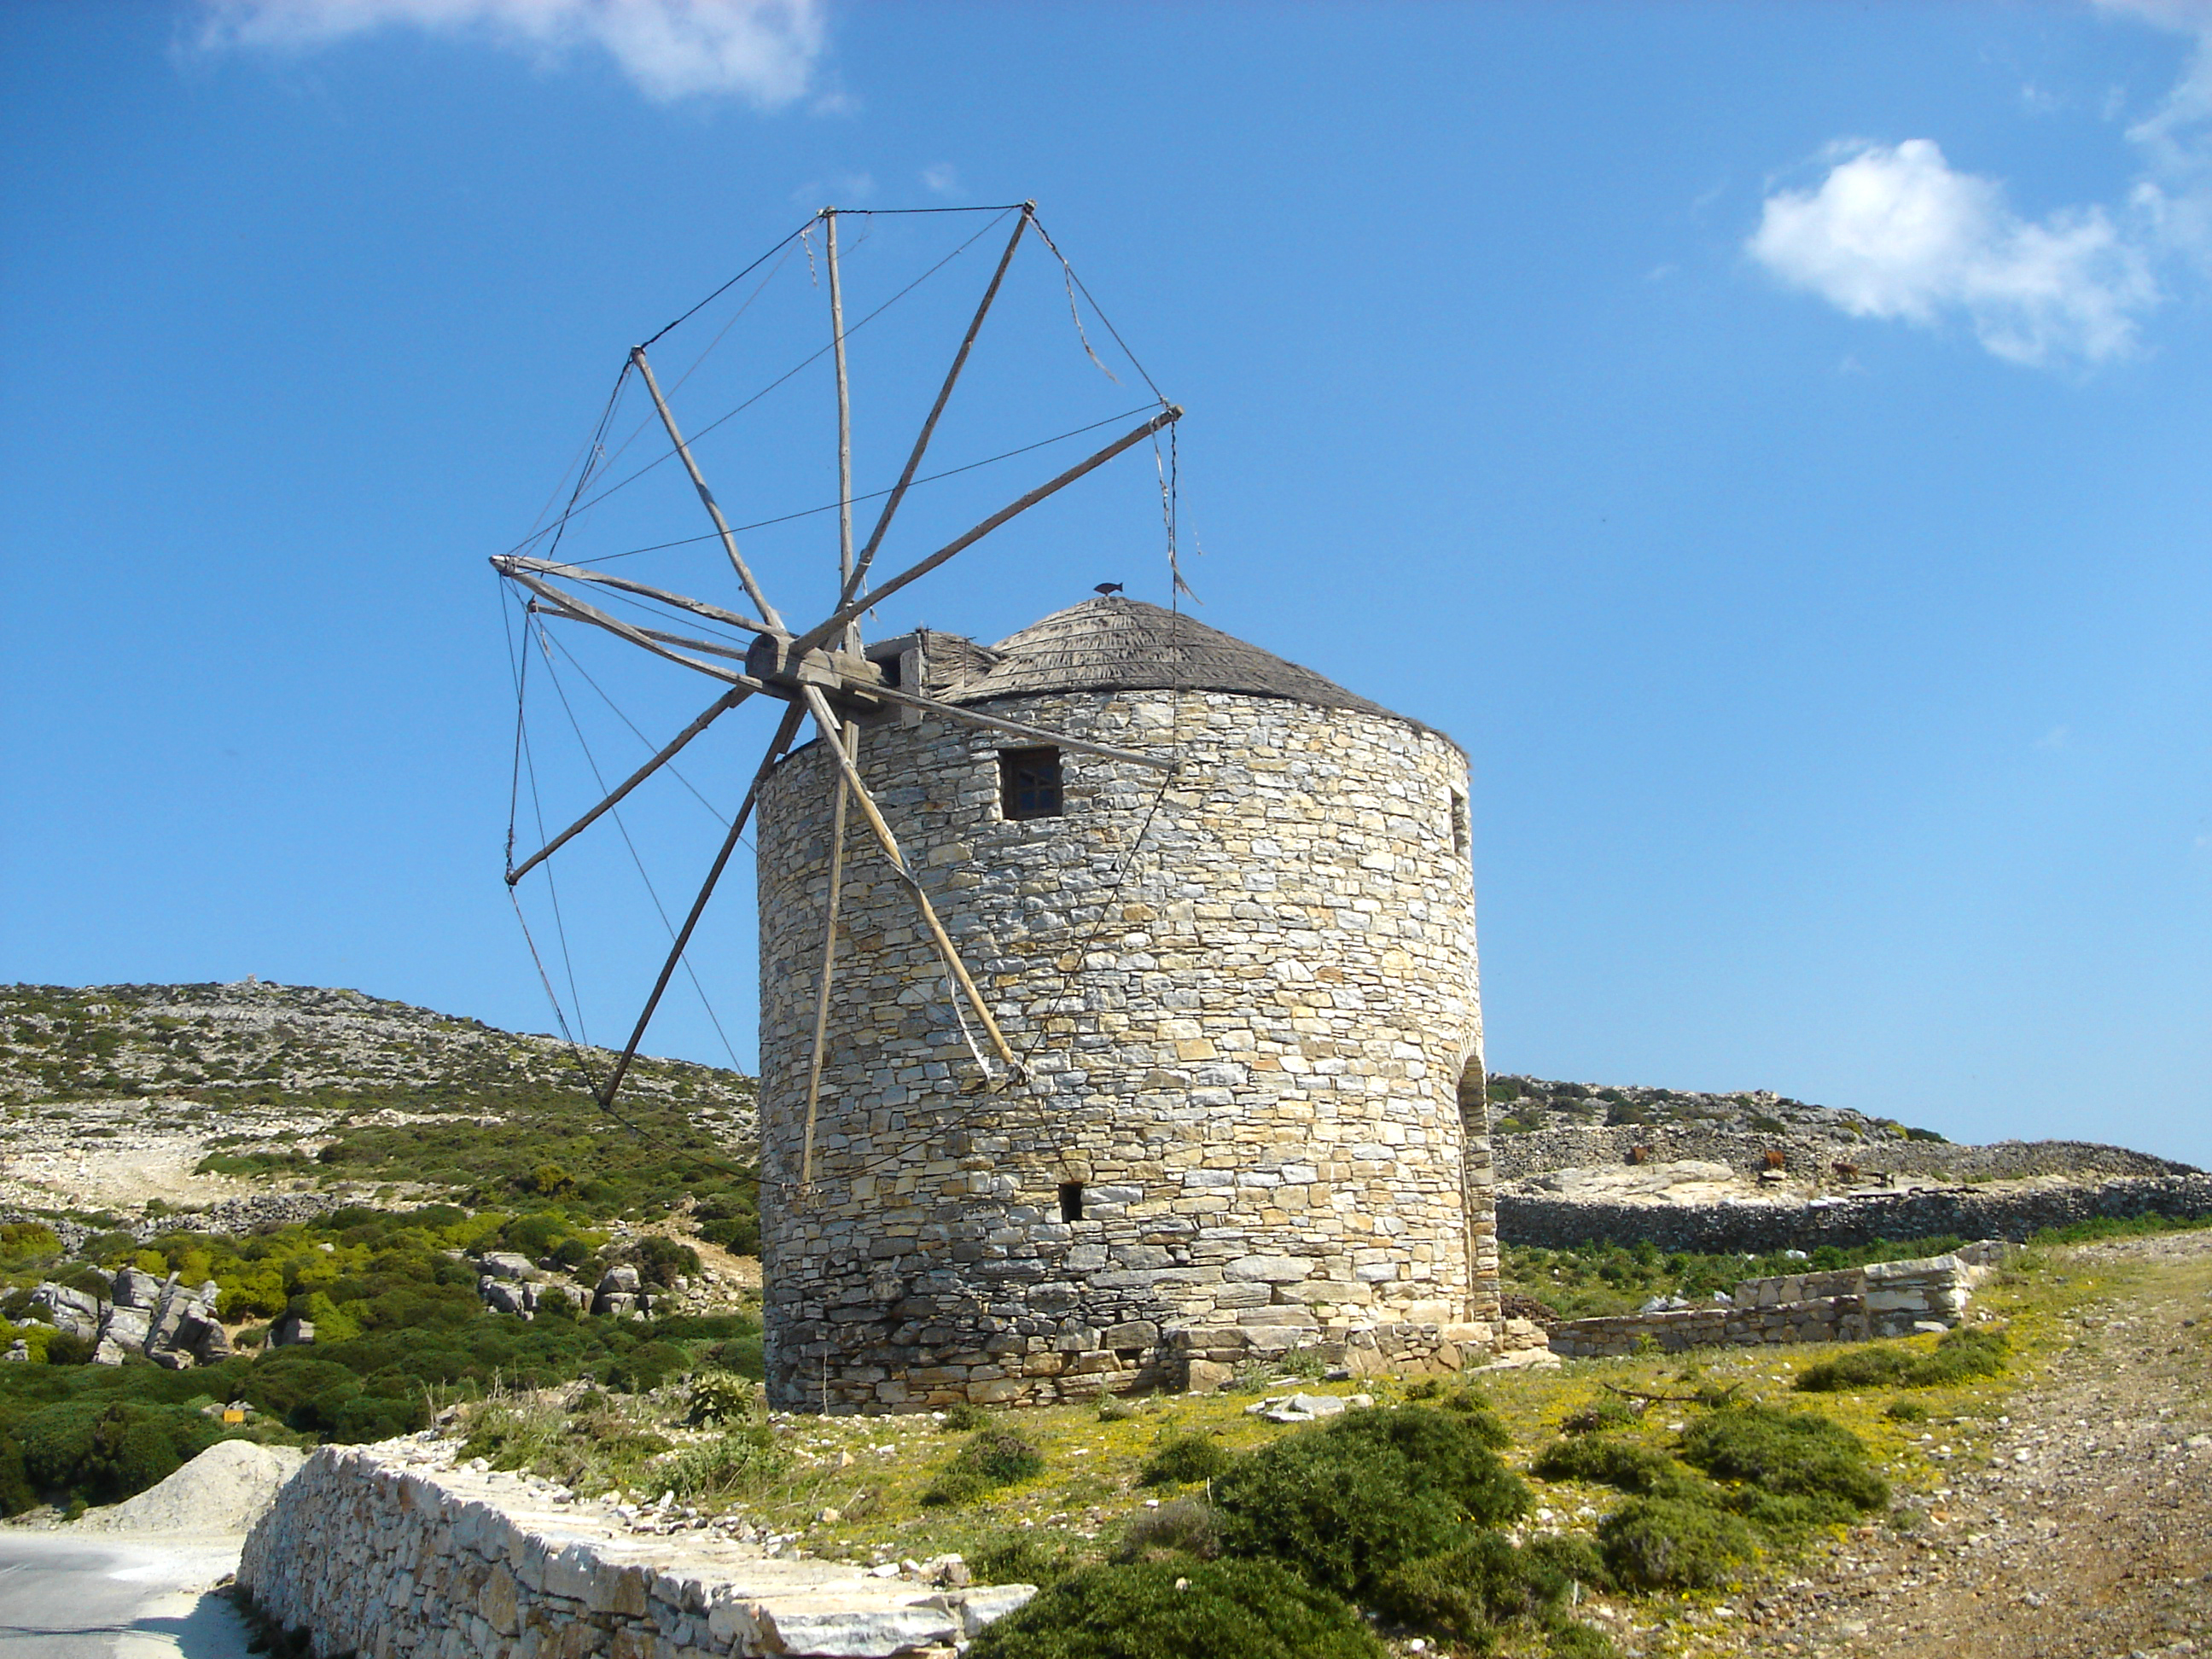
[1093,581,1125,595]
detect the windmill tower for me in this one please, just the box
[494,205,1501,1414]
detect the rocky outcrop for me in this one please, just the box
[239,1439,1036,1658]
[26,1264,232,1366]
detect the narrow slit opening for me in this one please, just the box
[1058,1182,1085,1223]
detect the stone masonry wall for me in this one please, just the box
[1499,1173,2212,1255]
[754,688,1495,1412]
[238,1439,1036,1659]
[1546,1254,1980,1359]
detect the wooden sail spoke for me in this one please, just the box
[597,702,806,1108]
[496,568,765,690]
[532,598,752,666]
[508,684,750,885]
[798,685,1021,1078]
[787,405,1184,663]
[631,346,788,634]
[500,555,775,639]
[841,207,1032,607]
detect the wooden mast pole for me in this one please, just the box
[824,207,858,651]
[799,719,853,1189]
[799,684,1020,1076]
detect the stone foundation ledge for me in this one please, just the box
[238,1439,1035,1658]
[1164,1318,1502,1393]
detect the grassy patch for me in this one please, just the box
[1795,1326,2009,1393]
[923,1429,1047,1507]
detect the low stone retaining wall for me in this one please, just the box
[1500,1173,2212,1254]
[240,1440,1034,1659]
[1547,1253,1979,1360]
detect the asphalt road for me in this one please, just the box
[0,1534,251,1658]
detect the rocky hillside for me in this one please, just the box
[1485,1074,1941,1143]
[0,981,756,1230]
[1483,1073,2195,1195]
[0,981,752,1119]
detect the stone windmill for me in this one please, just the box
[497,205,1501,1412]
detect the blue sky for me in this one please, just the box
[3,1,2209,1164]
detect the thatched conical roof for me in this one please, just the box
[946,597,1435,735]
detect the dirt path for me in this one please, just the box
[1730,1231,2212,1659]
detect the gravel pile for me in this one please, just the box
[77,1440,308,1537]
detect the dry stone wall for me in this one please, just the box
[1500,1173,2212,1254]
[755,688,1496,1412]
[1547,1253,1982,1359]
[239,1439,1035,1659]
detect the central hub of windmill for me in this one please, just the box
[742,635,885,711]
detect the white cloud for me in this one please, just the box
[920,162,959,197]
[2102,0,2212,268]
[194,0,827,106]
[1747,139,2157,367]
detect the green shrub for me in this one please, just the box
[1679,1405,1889,1520]
[1796,1326,2008,1393]
[1884,1399,1929,1423]
[0,1435,33,1516]
[659,1427,788,1499]
[1598,1497,1758,1590]
[974,1534,1085,1589]
[1115,1497,1219,1563]
[965,1558,1386,1659]
[1531,1436,1702,1499]
[633,1236,701,1289]
[940,1400,991,1432]
[1372,1530,1582,1644]
[1211,1407,1528,1602]
[1141,1434,1231,1487]
[685,1371,758,1428]
[923,1429,1046,1507]
[15,1401,226,1506]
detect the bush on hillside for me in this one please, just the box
[1371,1530,1591,1644]
[1531,1435,1703,1499]
[964,1558,1386,1659]
[1679,1404,1889,1522]
[1210,1406,1528,1602]
[14,1400,228,1507]
[1140,1433,1231,1487]
[1598,1497,1758,1591]
[923,1429,1045,1507]
[1115,1497,1220,1563]
[1795,1326,2008,1393]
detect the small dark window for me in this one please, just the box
[1058,1182,1085,1222]
[1001,747,1063,820]
[1451,789,1470,862]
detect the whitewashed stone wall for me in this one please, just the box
[239,1441,1034,1658]
[755,688,1498,1412]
